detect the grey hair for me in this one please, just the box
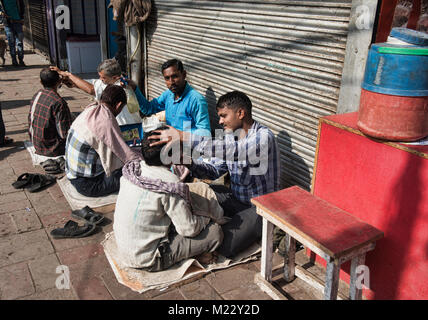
[97,59,122,77]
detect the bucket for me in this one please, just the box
[358,89,428,141]
[358,30,428,141]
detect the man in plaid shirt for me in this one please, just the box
[28,68,73,157]
[150,91,280,258]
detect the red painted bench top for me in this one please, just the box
[251,186,384,259]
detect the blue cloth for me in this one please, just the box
[189,121,281,205]
[4,22,23,61]
[135,83,211,136]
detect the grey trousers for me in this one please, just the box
[210,184,262,259]
[148,222,223,272]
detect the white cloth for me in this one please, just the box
[91,79,142,125]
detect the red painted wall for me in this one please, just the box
[312,112,428,300]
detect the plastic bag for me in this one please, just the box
[125,87,140,114]
[142,114,165,132]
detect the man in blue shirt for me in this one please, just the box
[0,0,25,66]
[136,59,211,136]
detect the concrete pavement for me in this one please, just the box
[0,49,341,301]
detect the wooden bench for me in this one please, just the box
[251,186,384,300]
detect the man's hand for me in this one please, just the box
[148,125,183,147]
[50,66,69,77]
[124,79,137,91]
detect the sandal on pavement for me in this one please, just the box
[56,157,65,171]
[41,159,61,174]
[0,137,14,147]
[26,174,56,193]
[71,205,105,225]
[12,173,35,189]
[50,220,96,239]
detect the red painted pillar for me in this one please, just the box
[375,0,398,43]
[407,0,421,30]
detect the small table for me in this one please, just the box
[251,186,384,300]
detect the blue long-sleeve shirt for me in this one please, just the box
[135,82,211,136]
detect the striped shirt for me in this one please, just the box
[189,121,280,204]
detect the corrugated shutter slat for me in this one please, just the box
[145,0,352,190]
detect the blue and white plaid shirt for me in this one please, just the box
[189,121,280,205]
[65,128,104,179]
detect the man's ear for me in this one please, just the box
[182,70,187,79]
[237,108,246,120]
[115,101,124,115]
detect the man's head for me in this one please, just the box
[99,85,127,116]
[97,59,122,85]
[141,126,170,166]
[40,67,61,89]
[161,59,187,97]
[216,91,253,132]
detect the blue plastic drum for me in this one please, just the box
[362,43,428,97]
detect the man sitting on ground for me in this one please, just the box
[51,59,141,125]
[149,91,280,258]
[65,85,140,197]
[28,67,73,157]
[113,128,223,271]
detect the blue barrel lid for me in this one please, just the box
[362,42,428,96]
[389,27,428,46]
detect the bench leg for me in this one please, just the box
[324,259,340,300]
[349,254,366,300]
[283,233,296,282]
[261,218,274,282]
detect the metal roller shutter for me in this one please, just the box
[28,0,50,54]
[145,0,353,190]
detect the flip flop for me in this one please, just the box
[11,173,35,189]
[26,174,56,193]
[0,137,13,147]
[41,159,61,173]
[50,220,96,239]
[56,157,65,171]
[71,205,105,225]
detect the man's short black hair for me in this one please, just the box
[216,91,252,117]
[40,67,60,88]
[161,59,184,73]
[141,126,170,166]
[99,84,127,107]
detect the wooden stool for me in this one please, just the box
[251,186,383,300]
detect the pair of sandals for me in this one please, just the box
[12,173,56,192]
[41,157,65,174]
[50,206,105,239]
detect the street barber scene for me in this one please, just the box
[0,0,427,304]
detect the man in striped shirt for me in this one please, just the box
[150,91,280,258]
[65,85,140,197]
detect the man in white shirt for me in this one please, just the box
[113,128,223,271]
[50,59,141,125]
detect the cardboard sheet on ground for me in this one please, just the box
[24,140,63,166]
[102,231,261,293]
[57,176,117,211]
